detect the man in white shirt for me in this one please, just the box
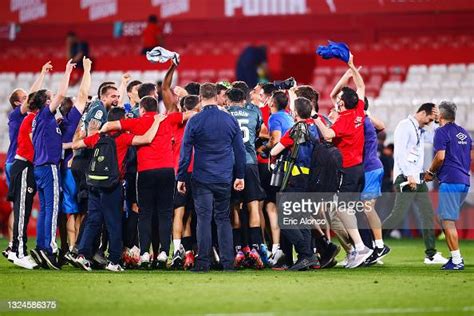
[383,103,448,265]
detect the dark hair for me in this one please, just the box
[9,88,25,109]
[295,85,319,113]
[138,83,156,99]
[66,31,77,38]
[107,107,126,122]
[100,85,118,98]
[226,88,245,103]
[416,102,435,115]
[364,97,369,111]
[199,83,217,100]
[183,95,200,111]
[294,97,312,119]
[127,80,142,93]
[98,81,115,98]
[216,83,228,95]
[232,81,250,99]
[139,96,158,112]
[272,90,288,111]
[59,97,74,117]
[262,83,277,96]
[148,15,158,23]
[184,82,201,96]
[28,89,48,111]
[340,87,359,109]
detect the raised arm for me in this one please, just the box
[132,114,166,145]
[29,61,52,94]
[75,57,92,114]
[20,61,53,114]
[330,68,353,105]
[50,59,76,113]
[162,62,178,113]
[117,73,131,108]
[347,54,365,100]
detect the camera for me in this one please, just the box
[273,77,296,90]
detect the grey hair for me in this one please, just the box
[439,101,456,121]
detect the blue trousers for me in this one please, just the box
[34,164,61,255]
[192,180,234,270]
[78,185,123,264]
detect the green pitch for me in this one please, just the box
[1,238,473,316]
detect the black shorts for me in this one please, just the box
[174,172,194,210]
[232,164,266,204]
[258,163,278,203]
[338,163,364,202]
[71,155,91,213]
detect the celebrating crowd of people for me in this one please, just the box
[3,49,472,272]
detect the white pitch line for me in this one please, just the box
[204,306,474,316]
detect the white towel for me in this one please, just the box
[146,46,180,66]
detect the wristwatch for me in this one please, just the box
[426,169,436,177]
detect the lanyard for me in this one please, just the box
[409,118,421,146]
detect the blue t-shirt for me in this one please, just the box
[268,110,294,135]
[6,107,27,163]
[433,122,472,186]
[363,116,383,172]
[32,105,63,166]
[60,107,82,170]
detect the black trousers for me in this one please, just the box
[280,178,314,263]
[137,168,175,256]
[8,159,36,258]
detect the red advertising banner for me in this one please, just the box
[1,0,474,24]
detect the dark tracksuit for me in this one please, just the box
[280,121,319,264]
[8,159,36,258]
[177,105,246,270]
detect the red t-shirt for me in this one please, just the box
[120,112,177,172]
[257,104,271,164]
[83,132,134,179]
[330,99,365,168]
[16,112,36,163]
[169,112,193,174]
[142,23,162,48]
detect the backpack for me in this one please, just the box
[307,129,343,194]
[86,133,121,189]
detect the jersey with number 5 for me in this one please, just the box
[228,104,262,164]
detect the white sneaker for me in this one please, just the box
[424,252,449,265]
[389,230,402,239]
[75,255,92,271]
[14,255,38,270]
[346,247,374,269]
[139,252,151,267]
[7,251,18,263]
[157,251,168,263]
[269,249,284,266]
[106,262,124,272]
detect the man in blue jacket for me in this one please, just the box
[177,83,246,272]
